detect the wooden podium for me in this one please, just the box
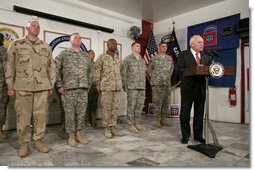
[182,65,235,158]
[183,65,235,77]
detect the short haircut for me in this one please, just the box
[26,19,39,27]
[70,32,80,38]
[159,42,167,46]
[107,38,116,45]
[189,34,202,46]
[88,49,94,53]
[131,42,140,47]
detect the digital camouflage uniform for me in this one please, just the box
[93,51,122,128]
[148,54,174,118]
[85,60,99,126]
[0,46,8,125]
[5,37,56,143]
[121,54,146,125]
[55,48,91,133]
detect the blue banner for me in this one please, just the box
[188,14,240,50]
[49,35,87,52]
[209,48,236,87]
[187,14,240,87]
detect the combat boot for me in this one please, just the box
[76,131,89,144]
[110,126,123,136]
[85,122,92,127]
[68,133,76,147]
[104,127,112,138]
[0,124,8,140]
[34,140,49,153]
[134,123,145,131]
[160,116,170,126]
[128,124,139,133]
[18,142,29,157]
[154,117,162,128]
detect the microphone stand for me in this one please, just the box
[187,51,223,158]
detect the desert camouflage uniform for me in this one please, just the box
[121,54,146,125]
[0,46,8,125]
[148,54,174,117]
[55,48,91,133]
[5,37,56,143]
[86,60,99,126]
[93,51,122,127]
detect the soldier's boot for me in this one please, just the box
[18,142,30,157]
[128,124,139,133]
[76,131,89,144]
[134,123,145,131]
[110,126,123,136]
[68,133,76,147]
[34,140,49,153]
[154,117,162,128]
[104,127,112,138]
[0,124,8,140]
[160,116,170,126]
[85,122,92,127]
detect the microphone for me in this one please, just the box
[204,50,219,57]
[205,50,212,56]
[211,51,219,57]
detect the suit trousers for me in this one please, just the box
[180,84,206,139]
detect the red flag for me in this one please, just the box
[144,31,158,79]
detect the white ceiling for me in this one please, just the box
[76,0,226,22]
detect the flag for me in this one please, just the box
[167,27,181,86]
[144,31,158,79]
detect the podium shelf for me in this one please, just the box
[183,66,235,77]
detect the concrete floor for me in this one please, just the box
[0,115,250,167]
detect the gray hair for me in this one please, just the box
[189,35,202,47]
[26,19,39,27]
[189,36,195,46]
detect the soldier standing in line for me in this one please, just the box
[120,42,146,133]
[55,33,91,147]
[85,49,99,127]
[0,33,9,140]
[148,42,174,127]
[93,38,123,138]
[5,20,56,157]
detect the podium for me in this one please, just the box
[183,65,235,158]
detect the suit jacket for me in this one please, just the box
[175,50,212,98]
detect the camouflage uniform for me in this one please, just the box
[55,48,91,133]
[86,60,99,126]
[148,54,174,117]
[5,37,56,143]
[121,54,146,125]
[0,46,8,125]
[93,51,122,127]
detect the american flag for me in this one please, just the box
[144,31,158,79]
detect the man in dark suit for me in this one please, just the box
[175,35,212,144]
